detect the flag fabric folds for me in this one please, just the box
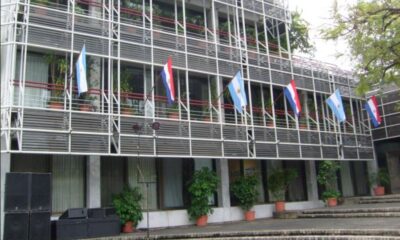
[228,71,247,114]
[326,89,346,123]
[76,45,88,95]
[365,95,382,127]
[160,57,175,104]
[284,80,301,116]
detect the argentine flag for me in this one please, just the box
[284,80,301,116]
[326,89,346,123]
[228,71,247,114]
[365,96,382,127]
[160,57,175,104]
[76,45,88,95]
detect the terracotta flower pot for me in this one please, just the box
[327,198,337,207]
[373,186,385,196]
[196,215,208,227]
[275,201,285,212]
[244,210,255,221]
[80,104,91,112]
[122,221,134,233]
[49,102,63,110]
[168,112,179,119]
[121,107,134,115]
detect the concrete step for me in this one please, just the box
[360,198,400,204]
[173,236,400,240]
[100,229,400,240]
[298,212,400,218]
[301,207,400,214]
[359,194,400,201]
[358,194,400,204]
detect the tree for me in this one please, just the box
[322,0,400,95]
[289,10,315,54]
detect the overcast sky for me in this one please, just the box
[288,0,356,71]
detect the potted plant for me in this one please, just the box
[112,186,143,233]
[231,175,259,221]
[78,93,95,112]
[45,54,68,109]
[114,69,134,114]
[369,168,390,196]
[267,168,298,212]
[317,161,341,207]
[168,103,180,119]
[187,167,218,227]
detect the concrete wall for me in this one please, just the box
[137,200,324,229]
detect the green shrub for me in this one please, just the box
[268,168,298,201]
[187,167,219,220]
[231,175,259,211]
[369,168,390,187]
[317,161,341,200]
[112,186,143,226]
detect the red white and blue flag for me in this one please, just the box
[161,57,175,104]
[365,96,382,127]
[284,80,301,116]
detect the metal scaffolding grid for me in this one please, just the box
[1,0,375,161]
[367,84,400,142]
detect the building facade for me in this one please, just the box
[1,0,378,232]
[369,84,400,194]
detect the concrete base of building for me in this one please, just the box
[136,200,324,229]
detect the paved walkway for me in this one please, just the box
[90,202,400,240]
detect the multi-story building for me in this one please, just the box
[1,0,378,231]
[369,84,400,193]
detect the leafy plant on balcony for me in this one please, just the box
[31,0,49,6]
[45,54,68,102]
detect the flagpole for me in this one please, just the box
[214,70,241,104]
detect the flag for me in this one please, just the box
[228,71,247,114]
[326,89,346,123]
[284,79,301,116]
[76,45,88,95]
[160,57,175,104]
[365,96,382,127]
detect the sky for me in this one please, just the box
[288,0,356,71]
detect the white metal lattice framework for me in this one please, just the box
[0,0,375,161]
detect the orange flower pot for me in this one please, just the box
[122,221,134,233]
[196,215,208,227]
[244,211,255,221]
[80,104,91,112]
[49,102,63,110]
[373,186,385,196]
[275,201,285,212]
[327,198,337,207]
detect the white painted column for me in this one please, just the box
[340,161,354,197]
[367,156,379,195]
[305,161,319,201]
[1,151,11,239]
[86,156,101,208]
[386,152,400,194]
[216,159,230,221]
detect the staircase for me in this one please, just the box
[359,194,400,204]
[299,194,400,219]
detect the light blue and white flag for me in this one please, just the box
[326,89,346,123]
[76,45,88,95]
[228,71,247,114]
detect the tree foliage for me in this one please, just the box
[289,10,315,54]
[322,0,400,95]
